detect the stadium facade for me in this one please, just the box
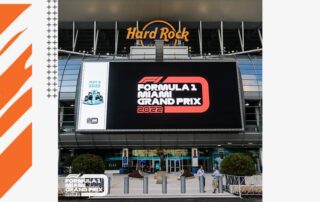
[58,0,262,174]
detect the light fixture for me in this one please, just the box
[217,145,221,147]
[227,142,232,145]
[245,103,250,106]
[70,104,74,107]
[248,142,253,145]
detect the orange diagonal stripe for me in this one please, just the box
[0,124,32,197]
[0,89,32,137]
[0,45,32,109]
[0,29,26,55]
[0,4,30,34]
[0,4,33,198]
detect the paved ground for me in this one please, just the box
[59,198,262,202]
[60,173,262,201]
[107,173,233,196]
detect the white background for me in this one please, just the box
[0,0,320,201]
[264,0,320,202]
[0,0,58,202]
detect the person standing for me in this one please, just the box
[197,165,206,192]
[212,167,220,193]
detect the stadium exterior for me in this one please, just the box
[58,0,262,174]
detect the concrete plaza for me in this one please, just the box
[103,173,235,198]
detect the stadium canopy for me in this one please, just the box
[59,0,262,22]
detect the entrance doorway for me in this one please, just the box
[134,158,161,173]
[166,159,182,173]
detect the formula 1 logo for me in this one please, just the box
[137,76,210,113]
[126,20,189,46]
[0,4,32,197]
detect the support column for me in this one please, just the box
[238,21,245,52]
[199,176,205,193]
[256,157,261,173]
[178,20,182,46]
[108,176,111,194]
[180,176,186,193]
[162,176,167,194]
[166,158,168,172]
[198,21,203,56]
[114,21,118,57]
[136,20,139,46]
[255,106,260,130]
[93,21,96,54]
[218,176,223,193]
[58,149,61,167]
[59,106,64,128]
[124,176,129,194]
[258,29,263,47]
[143,176,148,194]
[155,40,164,61]
[72,21,78,52]
[218,21,224,55]
[93,21,99,55]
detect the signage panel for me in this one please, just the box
[192,148,199,167]
[122,148,129,168]
[65,174,108,197]
[106,62,244,131]
[77,62,109,130]
[126,20,189,46]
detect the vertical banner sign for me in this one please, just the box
[122,148,129,168]
[77,62,109,130]
[0,4,32,198]
[192,148,198,167]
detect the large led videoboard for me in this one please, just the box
[77,61,244,132]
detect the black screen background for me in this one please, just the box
[106,62,243,131]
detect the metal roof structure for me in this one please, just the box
[59,0,262,22]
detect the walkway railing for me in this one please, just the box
[223,174,262,197]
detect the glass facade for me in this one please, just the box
[59,147,261,173]
[58,59,79,100]
[58,55,262,133]
[238,58,262,99]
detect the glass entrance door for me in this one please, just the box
[167,159,181,173]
